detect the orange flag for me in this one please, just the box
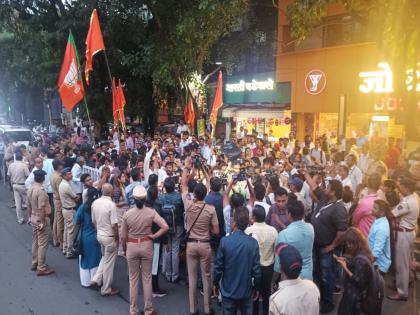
[210,71,223,131]
[112,78,119,125]
[58,31,85,112]
[85,9,105,85]
[117,79,126,128]
[184,97,195,129]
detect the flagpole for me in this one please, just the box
[103,51,125,138]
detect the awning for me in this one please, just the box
[221,104,290,119]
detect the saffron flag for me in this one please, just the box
[210,71,223,131]
[58,31,85,112]
[117,79,126,128]
[184,97,195,129]
[85,9,105,85]
[112,78,119,125]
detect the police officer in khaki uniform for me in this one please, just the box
[388,178,420,301]
[181,158,219,315]
[121,185,168,315]
[59,167,79,258]
[3,137,15,168]
[51,160,64,248]
[27,170,54,276]
[7,151,30,224]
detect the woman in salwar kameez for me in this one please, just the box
[74,187,102,287]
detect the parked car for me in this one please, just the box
[0,126,35,146]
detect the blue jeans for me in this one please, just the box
[314,246,335,307]
[222,297,253,315]
[162,225,183,282]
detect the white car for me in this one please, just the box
[0,126,35,147]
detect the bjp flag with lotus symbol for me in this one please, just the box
[58,31,85,112]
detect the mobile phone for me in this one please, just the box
[333,254,339,260]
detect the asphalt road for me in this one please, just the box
[0,183,416,315]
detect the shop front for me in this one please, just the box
[221,72,291,140]
[276,42,420,142]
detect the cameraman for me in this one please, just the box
[302,169,348,314]
[223,177,254,235]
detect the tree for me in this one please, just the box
[0,0,250,130]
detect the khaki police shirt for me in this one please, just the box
[27,182,51,217]
[4,144,14,161]
[392,193,420,230]
[183,194,218,241]
[122,206,167,239]
[91,196,118,237]
[7,160,30,184]
[58,179,77,209]
[51,171,62,200]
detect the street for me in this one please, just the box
[0,183,417,315]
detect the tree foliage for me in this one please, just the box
[0,0,249,126]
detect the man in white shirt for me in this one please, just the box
[310,139,326,166]
[336,164,353,192]
[71,157,84,194]
[269,243,320,315]
[176,120,189,135]
[25,157,44,189]
[345,154,363,194]
[91,183,120,296]
[252,183,271,215]
[179,131,192,156]
[199,137,211,164]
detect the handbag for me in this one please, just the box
[184,203,206,243]
[73,215,84,256]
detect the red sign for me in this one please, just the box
[305,69,327,95]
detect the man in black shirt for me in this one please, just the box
[304,172,348,313]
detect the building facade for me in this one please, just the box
[276,1,420,142]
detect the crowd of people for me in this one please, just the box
[1,122,420,315]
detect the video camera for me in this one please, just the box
[232,167,247,181]
[307,165,326,176]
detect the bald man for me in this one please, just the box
[91,183,120,296]
[25,157,44,189]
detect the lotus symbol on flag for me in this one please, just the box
[64,59,81,94]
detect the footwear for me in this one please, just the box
[37,268,55,276]
[90,281,101,290]
[190,312,199,315]
[205,310,214,315]
[66,253,77,259]
[18,219,25,224]
[31,265,37,271]
[103,288,120,296]
[152,289,167,298]
[387,293,408,301]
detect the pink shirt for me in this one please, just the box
[352,193,379,237]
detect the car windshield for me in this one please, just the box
[4,131,33,142]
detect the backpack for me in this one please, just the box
[357,255,385,315]
[160,195,177,235]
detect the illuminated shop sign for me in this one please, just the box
[359,63,393,94]
[359,62,420,94]
[304,69,327,95]
[226,78,274,92]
